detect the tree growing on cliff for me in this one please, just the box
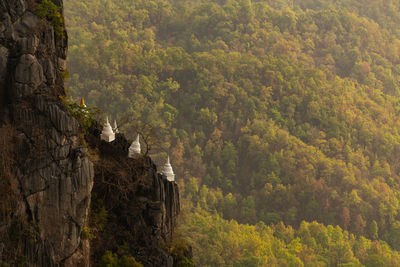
[36,0,65,39]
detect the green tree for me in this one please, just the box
[369,220,379,240]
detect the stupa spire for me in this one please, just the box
[162,155,175,182]
[80,96,86,107]
[113,120,119,133]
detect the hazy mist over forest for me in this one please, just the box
[64,0,400,265]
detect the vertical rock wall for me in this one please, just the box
[0,0,93,266]
[0,1,182,266]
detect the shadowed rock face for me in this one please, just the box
[0,1,182,266]
[0,0,93,266]
[86,124,181,267]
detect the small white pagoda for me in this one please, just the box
[162,156,175,182]
[113,120,119,133]
[100,117,115,142]
[128,134,141,158]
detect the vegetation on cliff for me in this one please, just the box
[64,0,400,265]
[36,0,65,39]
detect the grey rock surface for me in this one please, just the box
[0,0,182,266]
[0,0,93,266]
[17,36,39,54]
[15,54,44,87]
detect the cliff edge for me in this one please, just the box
[0,0,93,265]
[85,123,182,266]
[0,0,184,266]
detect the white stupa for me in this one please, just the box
[162,156,175,182]
[128,134,141,158]
[113,120,119,133]
[100,117,115,142]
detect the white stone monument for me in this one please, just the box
[162,156,175,182]
[128,134,141,158]
[100,117,115,142]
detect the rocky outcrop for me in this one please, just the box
[0,0,93,266]
[0,1,182,266]
[86,125,180,267]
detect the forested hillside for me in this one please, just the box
[64,0,400,265]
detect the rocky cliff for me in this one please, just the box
[0,0,93,265]
[85,124,182,266]
[0,0,183,266]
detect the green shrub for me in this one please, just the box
[36,0,64,39]
[61,68,70,80]
[90,193,108,231]
[170,240,194,267]
[67,102,94,128]
[100,251,143,267]
[9,217,38,244]
[119,256,143,267]
[176,257,195,267]
[81,226,95,240]
[61,98,100,131]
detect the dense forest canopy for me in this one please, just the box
[65,0,400,265]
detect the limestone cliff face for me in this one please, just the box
[0,1,182,266]
[0,0,94,266]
